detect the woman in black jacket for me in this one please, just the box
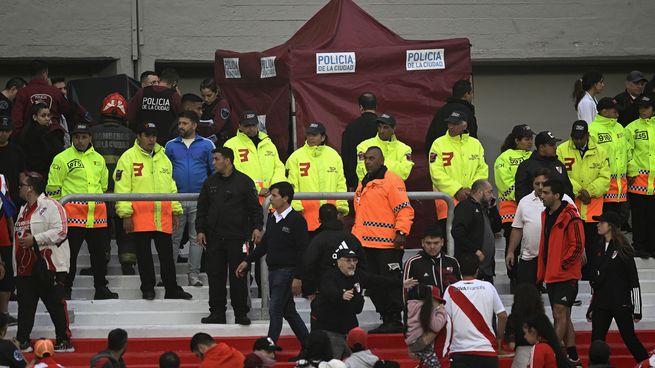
[587,211,648,363]
[19,103,64,181]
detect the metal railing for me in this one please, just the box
[60,191,454,319]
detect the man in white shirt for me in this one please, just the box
[444,253,508,368]
[506,169,576,286]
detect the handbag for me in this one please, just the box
[32,242,55,288]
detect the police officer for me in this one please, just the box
[223,111,286,201]
[286,122,348,233]
[199,78,233,147]
[557,120,610,275]
[428,111,487,226]
[114,122,191,300]
[352,146,414,333]
[355,113,413,182]
[196,147,263,325]
[46,123,118,300]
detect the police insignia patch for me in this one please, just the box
[220,107,230,120]
[357,152,365,160]
[429,152,437,163]
[115,170,123,181]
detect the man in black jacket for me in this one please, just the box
[341,93,378,190]
[236,181,310,345]
[302,203,367,299]
[451,180,502,283]
[514,131,574,202]
[196,147,263,325]
[614,70,648,127]
[425,80,477,153]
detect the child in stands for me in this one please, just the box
[524,314,569,368]
[405,284,449,368]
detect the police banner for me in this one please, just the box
[316,52,356,74]
[405,49,445,71]
[260,56,277,79]
[224,58,241,78]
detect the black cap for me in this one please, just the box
[253,337,282,351]
[535,131,561,146]
[444,111,467,124]
[626,70,647,83]
[376,113,396,127]
[592,212,622,227]
[239,111,259,126]
[511,124,535,138]
[306,121,326,135]
[336,249,358,259]
[570,120,589,139]
[70,123,91,135]
[138,122,158,135]
[596,97,617,111]
[637,95,654,108]
[0,116,11,131]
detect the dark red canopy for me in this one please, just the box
[215,0,471,240]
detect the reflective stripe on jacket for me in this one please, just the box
[625,117,655,195]
[589,115,629,202]
[285,142,348,231]
[556,139,610,221]
[356,134,413,182]
[113,141,183,234]
[46,145,109,228]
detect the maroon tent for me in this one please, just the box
[215,0,471,242]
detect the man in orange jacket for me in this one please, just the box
[191,332,244,368]
[352,146,414,333]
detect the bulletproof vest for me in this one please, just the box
[90,121,136,191]
[137,86,177,143]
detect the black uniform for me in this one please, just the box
[403,250,461,296]
[199,97,233,147]
[301,219,367,296]
[614,90,640,127]
[341,111,378,189]
[128,85,181,145]
[0,94,12,117]
[0,339,26,368]
[425,97,478,153]
[588,239,648,362]
[514,151,574,202]
[0,141,26,205]
[196,168,263,317]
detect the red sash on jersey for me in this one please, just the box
[448,286,497,352]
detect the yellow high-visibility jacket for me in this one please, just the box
[356,134,413,182]
[625,117,655,195]
[224,130,286,192]
[589,114,629,202]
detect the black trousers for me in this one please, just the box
[65,227,109,290]
[113,215,137,265]
[206,241,249,316]
[133,231,178,293]
[582,221,600,280]
[502,222,519,291]
[16,273,70,342]
[591,306,648,362]
[629,193,655,254]
[364,247,403,316]
[450,354,498,368]
[517,257,538,287]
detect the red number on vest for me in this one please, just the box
[238,149,249,162]
[133,163,144,177]
[442,152,454,166]
[564,157,575,171]
[299,162,311,177]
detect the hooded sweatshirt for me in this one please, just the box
[200,343,244,368]
[405,299,449,345]
[344,350,379,368]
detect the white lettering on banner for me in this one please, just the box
[260,56,277,79]
[406,49,445,71]
[257,115,267,134]
[316,52,356,74]
[224,58,241,78]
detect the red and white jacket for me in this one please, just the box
[13,193,70,276]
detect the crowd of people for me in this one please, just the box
[0,59,654,367]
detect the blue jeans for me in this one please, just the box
[267,268,309,344]
[171,201,203,277]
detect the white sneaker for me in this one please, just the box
[188,275,203,287]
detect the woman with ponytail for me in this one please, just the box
[572,71,605,123]
[405,284,449,368]
[587,211,649,363]
[524,314,569,368]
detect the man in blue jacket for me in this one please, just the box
[165,111,215,286]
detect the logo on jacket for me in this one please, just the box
[30,94,53,109]
[265,151,275,157]
[282,226,291,233]
[67,159,84,171]
[597,133,612,143]
[555,166,563,174]
[115,170,123,181]
[354,283,361,293]
[635,131,649,140]
[469,154,479,161]
[429,152,437,163]
[327,166,337,173]
[38,207,47,216]
[423,272,429,277]
[509,157,525,165]
[220,107,230,120]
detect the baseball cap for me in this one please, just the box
[34,339,54,358]
[240,111,259,126]
[244,353,264,368]
[347,327,367,349]
[138,122,158,135]
[0,116,11,131]
[444,111,467,124]
[596,97,617,111]
[535,131,561,146]
[376,113,396,127]
[70,123,91,135]
[336,249,358,259]
[306,121,326,135]
[511,124,535,138]
[570,120,589,139]
[637,95,653,108]
[592,212,622,227]
[626,70,648,83]
[101,92,127,120]
[253,337,282,351]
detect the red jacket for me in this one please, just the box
[11,78,86,136]
[537,202,584,284]
[528,342,557,368]
[199,343,244,368]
